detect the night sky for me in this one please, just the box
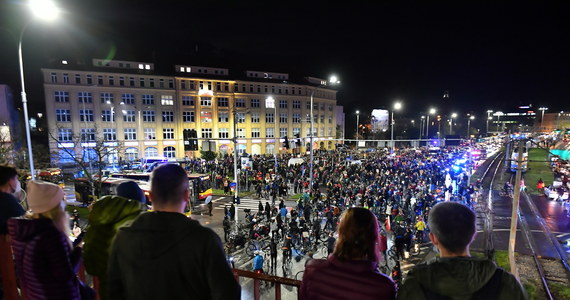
[1,1,569,129]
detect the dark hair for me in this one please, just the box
[333,207,380,262]
[150,164,188,205]
[428,202,476,254]
[117,181,145,203]
[0,165,18,186]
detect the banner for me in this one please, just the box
[371,109,389,132]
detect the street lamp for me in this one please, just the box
[467,115,475,138]
[538,107,548,130]
[420,116,425,139]
[18,0,60,179]
[355,110,360,141]
[391,102,402,150]
[426,108,436,139]
[265,96,278,170]
[450,113,457,135]
[486,110,493,135]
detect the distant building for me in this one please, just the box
[336,105,345,140]
[43,59,340,165]
[0,85,21,147]
[537,112,570,132]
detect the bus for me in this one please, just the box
[74,177,151,205]
[510,147,528,173]
[109,172,212,205]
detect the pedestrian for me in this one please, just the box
[326,233,336,257]
[269,238,278,271]
[7,180,95,299]
[223,216,231,242]
[208,200,213,216]
[0,165,26,235]
[300,207,396,300]
[229,203,236,220]
[108,164,240,299]
[397,202,527,300]
[83,181,147,300]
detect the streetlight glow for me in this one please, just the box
[394,102,402,110]
[451,113,457,118]
[429,108,436,115]
[329,75,340,84]
[30,0,60,21]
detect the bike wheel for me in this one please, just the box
[295,270,305,280]
[245,243,256,256]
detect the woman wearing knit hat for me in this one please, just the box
[7,180,95,300]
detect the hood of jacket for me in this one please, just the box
[8,218,56,242]
[87,195,145,226]
[408,257,498,296]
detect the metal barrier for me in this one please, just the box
[233,268,301,300]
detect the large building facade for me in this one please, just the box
[43,59,339,165]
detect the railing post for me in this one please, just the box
[0,235,20,300]
[275,282,281,300]
[253,279,260,300]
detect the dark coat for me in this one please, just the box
[108,211,240,300]
[0,191,25,235]
[8,218,83,300]
[300,255,396,300]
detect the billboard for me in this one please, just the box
[371,109,389,132]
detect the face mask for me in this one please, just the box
[11,178,21,196]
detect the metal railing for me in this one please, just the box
[233,268,301,300]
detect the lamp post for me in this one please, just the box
[420,116,425,139]
[538,107,548,131]
[391,102,402,151]
[355,110,360,142]
[266,96,278,170]
[18,0,60,180]
[449,113,457,135]
[486,110,493,135]
[467,115,475,138]
[426,108,436,139]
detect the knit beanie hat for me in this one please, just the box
[117,181,145,203]
[27,180,64,214]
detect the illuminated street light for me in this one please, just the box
[355,110,360,141]
[467,115,475,137]
[538,107,548,130]
[450,113,457,134]
[486,110,493,135]
[426,107,436,139]
[391,102,402,150]
[18,0,60,179]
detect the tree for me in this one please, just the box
[200,149,217,162]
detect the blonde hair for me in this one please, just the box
[28,203,71,243]
[333,207,380,262]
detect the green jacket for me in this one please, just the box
[397,257,528,300]
[83,195,145,277]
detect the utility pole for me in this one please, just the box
[508,140,524,280]
[232,104,239,221]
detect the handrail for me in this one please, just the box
[232,268,301,300]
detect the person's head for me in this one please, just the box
[0,165,20,194]
[27,180,69,236]
[150,164,189,211]
[333,207,380,262]
[428,202,476,256]
[117,181,146,203]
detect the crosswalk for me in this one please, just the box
[214,197,281,212]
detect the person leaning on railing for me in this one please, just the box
[300,207,396,300]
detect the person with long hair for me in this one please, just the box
[300,207,396,300]
[7,180,94,299]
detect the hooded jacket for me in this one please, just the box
[397,257,528,300]
[107,211,240,300]
[7,218,82,300]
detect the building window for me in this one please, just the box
[293,100,301,109]
[251,112,260,123]
[252,128,260,138]
[216,82,221,91]
[200,97,212,106]
[306,101,311,109]
[162,111,174,122]
[58,128,73,141]
[219,128,229,139]
[224,83,229,91]
[58,150,74,163]
[182,111,195,122]
[149,78,155,88]
[190,81,196,90]
[201,128,212,138]
[279,100,288,109]
[292,113,301,123]
[108,76,114,86]
[320,103,325,111]
[236,98,246,107]
[63,73,69,84]
[164,146,176,158]
[280,128,287,138]
[200,111,212,123]
[97,75,103,85]
[320,115,325,123]
[237,128,245,138]
[218,112,229,123]
[79,109,94,122]
[80,128,95,141]
[100,92,113,104]
[129,77,135,87]
[314,103,318,110]
[207,82,212,90]
[280,113,288,123]
[266,127,274,138]
[306,128,311,137]
[125,147,139,161]
[161,95,174,105]
[328,116,333,124]
[142,111,155,122]
[217,97,229,107]
[103,128,116,141]
[320,128,325,136]
[101,110,114,122]
[182,96,194,106]
[119,77,125,86]
[293,127,301,137]
[142,94,154,105]
[122,93,135,104]
[139,78,145,87]
[328,128,333,136]
[78,92,92,103]
[328,104,333,111]
[86,75,93,84]
[144,147,158,157]
[163,128,174,140]
[251,99,260,108]
[124,128,137,140]
[50,73,57,83]
[236,112,245,123]
[75,74,81,84]
[120,109,136,123]
[144,128,156,140]
[54,91,69,103]
[265,113,274,123]
[199,81,204,90]
[168,79,174,89]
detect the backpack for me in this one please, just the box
[422,268,504,300]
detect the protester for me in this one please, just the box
[108,164,240,300]
[7,180,94,299]
[300,207,396,300]
[0,165,25,235]
[83,181,147,300]
[397,202,528,300]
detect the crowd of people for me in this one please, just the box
[0,142,530,299]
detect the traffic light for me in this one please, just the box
[283,136,290,149]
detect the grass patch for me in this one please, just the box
[290,193,303,199]
[470,251,486,259]
[522,281,538,299]
[494,250,510,270]
[525,148,554,195]
[550,282,570,300]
